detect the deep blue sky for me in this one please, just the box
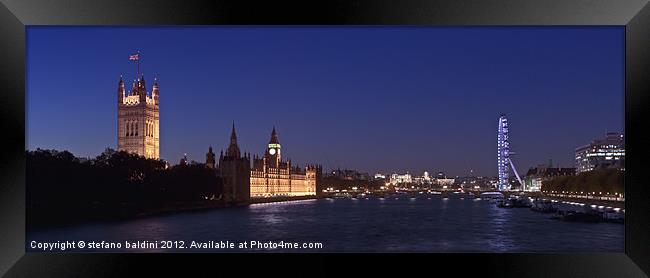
[27,27,624,177]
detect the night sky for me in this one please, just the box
[27,27,624,177]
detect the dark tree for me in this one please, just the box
[541,168,623,195]
[27,148,224,230]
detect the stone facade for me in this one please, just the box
[208,126,321,201]
[250,127,321,198]
[218,125,251,203]
[117,75,160,159]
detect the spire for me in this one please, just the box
[131,79,137,96]
[206,146,215,168]
[269,126,280,144]
[230,122,237,143]
[152,76,160,106]
[226,123,241,158]
[140,74,146,91]
[117,76,125,103]
[138,74,147,101]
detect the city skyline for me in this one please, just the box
[27,27,624,176]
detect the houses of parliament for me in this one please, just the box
[206,125,322,203]
[116,60,319,203]
[117,75,160,159]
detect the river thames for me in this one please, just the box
[28,194,623,252]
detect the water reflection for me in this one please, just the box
[29,197,623,252]
[486,206,515,251]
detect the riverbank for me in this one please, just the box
[503,195,625,224]
[540,195,624,209]
[250,195,321,204]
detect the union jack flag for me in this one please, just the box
[129,53,139,61]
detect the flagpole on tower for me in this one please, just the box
[129,51,141,94]
[137,50,140,81]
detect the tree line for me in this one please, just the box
[27,148,223,229]
[541,168,623,195]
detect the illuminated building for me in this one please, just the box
[250,127,321,198]
[575,132,625,173]
[117,73,160,159]
[436,177,455,186]
[117,52,159,159]
[389,173,412,185]
[209,126,321,200]
[413,171,432,185]
[374,173,386,180]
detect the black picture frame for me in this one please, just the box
[1,0,648,277]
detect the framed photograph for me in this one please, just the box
[1,0,649,277]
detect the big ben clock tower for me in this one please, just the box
[266,127,281,168]
[249,125,321,198]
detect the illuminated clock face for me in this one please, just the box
[269,148,276,155]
